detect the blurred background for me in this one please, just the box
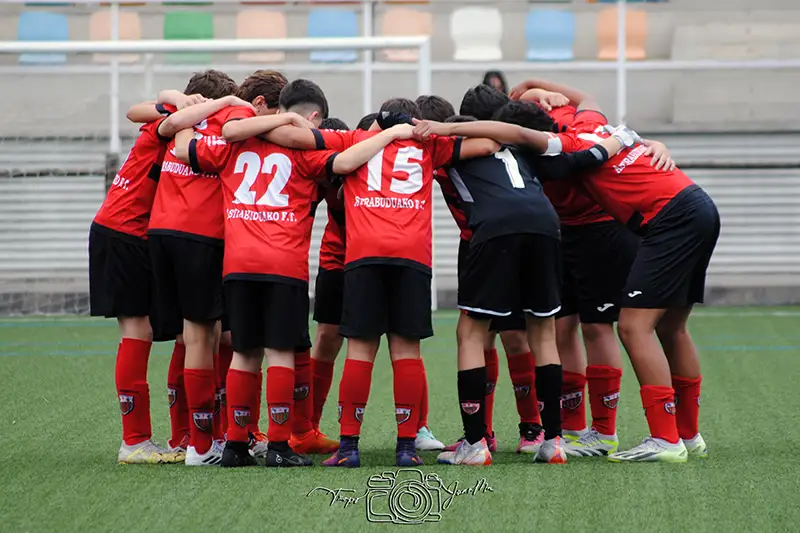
[1,0,799,314]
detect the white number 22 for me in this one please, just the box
[232,151,292,207]
[366,146,424,194]
[493,148,525,189]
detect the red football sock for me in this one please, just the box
[184,368,215,454]
[266,366,295,443]
[640,385,679,444]
[338,359,374,437]
[507,352,540,424]
[115,338,153,445]
[484,349,499,435]
[292,350,314,436]
[586,365,622,436]
[672,375,702,440]
[216,344,233,438]
[311,358,335,428]
[561,371,587,432]
[249,369,263,434]
[418,358,429,430]
[167,341,189,448]
[392,358,424,439]
[225,369,259,443]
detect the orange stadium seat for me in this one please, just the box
[597,7,647,60]
[379,8,432,62]
[236,11,287,63]
[90,10,142,63]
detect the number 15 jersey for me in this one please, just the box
[318,130,460,273]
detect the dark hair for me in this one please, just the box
[237,70,288,108]
[415,95,455,122]
[320,117,350,131]
[278,79,329,119]
[356,113,378,131]
[378,98,421,120]
[444,114,477,123]
[459,85,509,121]
[184,69,238,100]
[491,101,556,132]
[482,70,508,94]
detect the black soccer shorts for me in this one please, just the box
[339,264,433,340]
[621,185,720,309]
[313,267,344,326]
[459,233,562,320]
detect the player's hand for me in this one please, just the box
[411,118,447,141]
[388,123,415,140]
[286,112,316,130]
[519,89,569,111]
[643,140,676,172]
[509,80,539,100]
[223,95,256,111]
[177,93,207,109]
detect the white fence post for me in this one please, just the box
[616,0,627,126]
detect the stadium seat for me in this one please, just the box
[379,8,432,62]
[90,11,142,63]
[163,11,214,64]
[17,11,68,65]
[525,10,575,61]
[236,11,287,63]
[307,9,359,63]
[450,7,502,62]
[597,7,647,60]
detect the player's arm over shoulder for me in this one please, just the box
[222,112,314,143]
[159,96,254,139]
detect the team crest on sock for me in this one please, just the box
[603,392,620,409]
[270,406,290,425]
[193,412,213,432]
[167,387,177,408]
[664,401,677,415]
[293,384,310,400]
[561,391,584,410]
[119,393,135,415]
[354,406,366,423]
[513,384,530,399]
[233,408,250,428]
[485,382,496,395]
[461,402,480,415]
[395,407,411,424]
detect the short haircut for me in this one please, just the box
[356,113,378,131]
[378,98,421,120]
[444,114,477,123]
[459,85,510,121]
[491,101,556,132]
[237,70,288,107]
[320,117,350,131]
[184,69,238,100]
[415,95,456,122]
[278,79,329,119]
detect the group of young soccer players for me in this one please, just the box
[89,66,719,468]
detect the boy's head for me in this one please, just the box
[184,69,238,100]
[492,101,556,132]
[320,117,349,131]
[371,98,421,130]
[356,113,378,131]
[237,70,288,115]
[415,95,455,122]
[460,85,509,120]
[278,79,329,127]
[444,114,477,123]
[482,70,508,95]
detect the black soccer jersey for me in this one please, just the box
[447,146,560,245]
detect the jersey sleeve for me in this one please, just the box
[188,135,231,174]
[155,103,176,116]
[220,105,256,123]
[429,135,462,169]
[295,149,339,181]
[554,131,586,154]
[317,129,357,151]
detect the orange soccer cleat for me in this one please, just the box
[289,428,340,454]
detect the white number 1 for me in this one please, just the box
[232,151,292,207]
[494,148,525,189]
[366,146,424,194]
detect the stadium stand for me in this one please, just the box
[308,8,359,62]
[449,7,503,61]
[597,6,647,60]
[17,11,68,64]
[379,7,432,62]
[235,10,287,63]
[163,10,214,64]
[525,9,576,61]
[90,10,142,63]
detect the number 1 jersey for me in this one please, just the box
[318,129,460,272]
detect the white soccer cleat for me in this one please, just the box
[534,436,568,464]
[564,428,619,457]
[682,434,708,459]
[118,439,180,465]
[437,438,492,466]
[185,440,224,466]
[249,431,269,460]
[608,437,688,463]
[415,426,445,451]
[562,428,588,443]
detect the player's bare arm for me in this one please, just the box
[221,114,314,143]
[515,88,570,112]
[159,96,254,139]
[126,90,205,124]
[261,125,320,149]
[414,119,556,154]
[510,78,600,112]
[172,128,196,163]
[332,124,416,175]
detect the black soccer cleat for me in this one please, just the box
[221,441,257,468]
[265,445,313,468]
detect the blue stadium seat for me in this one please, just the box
[525,10,575,61]
[18,11,69,65]
[307,9,359,63]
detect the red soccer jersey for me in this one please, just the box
[317,129,460,271]
[149,105,255,241]
[93,105,174,238]
[549,105,577,131]
[318,187,346,271]
[190,134,338,282]
[434,168,472,241]
[557,112,695,230]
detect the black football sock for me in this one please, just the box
[340,436,359,451]
[457,367,487,445]
[396,437,416,453]
[268,441,290,453]
[535,364,563,441]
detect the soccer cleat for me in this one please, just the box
[249,431,269,459]
[534,436,568,464]
[608,437,688,463]
[185,440,224,466]
[396,449,424,466]
[265,446,313,468]
[437,438,492,466]
[118,439,179,465]
[322,447,361,468]
[683,434,708,459]
[168,434,189,462]
[444,433,497,453]
[564,428,619,457]
[563,428,588,444]
[516,424,544,454]
[221,441,257,468]
[289,428,340,455]
[415,426,445,451]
